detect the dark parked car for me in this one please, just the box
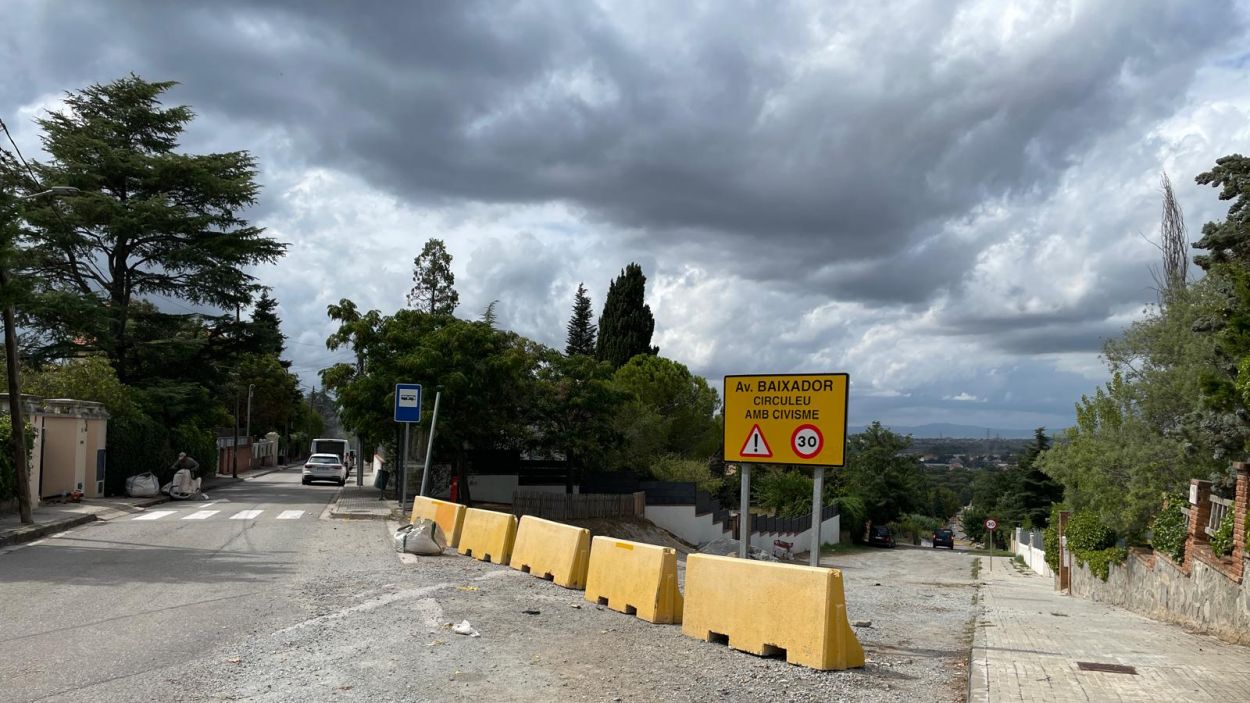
[932,528,955,549]
[867,525,896,548]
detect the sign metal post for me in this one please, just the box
[738,463,751,559]
[810,466,825,566]
[984,517,998,573]
[394,383,422,514]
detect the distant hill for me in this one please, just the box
[849,423,1040,439]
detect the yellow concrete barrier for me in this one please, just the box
[456,507,518,564]
[508,516,591,589]
[681,554,865,670]
[410,496,466,548]
[584,536,683,624]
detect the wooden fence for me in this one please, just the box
[511,490,646,521]
[1206,494,1233,537]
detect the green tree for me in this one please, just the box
[1038,374,1198,539]
[406,238,458,315]
[249,290,286,361]
[565,282,596,356]
[534,352,626,472]
[844,422,926,524]
[1016,428,1063,527]
[10,75,285,381]
[596,263,657,369]
[609,355,720,469]
[1192,154,1250,271]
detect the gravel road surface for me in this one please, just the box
[2,477,976,702]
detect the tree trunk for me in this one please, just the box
[456,447,472,507]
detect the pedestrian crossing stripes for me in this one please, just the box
[183,510,219,520]
[132,510,175,521]
[129,508,309,522]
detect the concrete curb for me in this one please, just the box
[0,494,171,549]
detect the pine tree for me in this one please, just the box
[406,238,458,315]
[11,75,285,380]
[595,264,658,369]
[250,290,286,359]
[565,283,596,356]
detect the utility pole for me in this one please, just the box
[245,383,254,470]
[3,185,80,524]
[2,266,32,523]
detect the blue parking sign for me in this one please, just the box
[394,383,422,423]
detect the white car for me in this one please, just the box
[302,454,347,486]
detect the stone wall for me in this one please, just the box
[1070,549,1250,645]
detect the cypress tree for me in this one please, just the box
[595,263,658,369]
[565,283,596,356]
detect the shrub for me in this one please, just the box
[0,416,35,502]
[1043,523,1060,572]
[1066,511,1117,553]
[1082,546,1129,581]
[833,494,868,543]
[1211,510,1235,558]
[753,467,813,518]
[1150,498,1187,563]
[648,454,722,494]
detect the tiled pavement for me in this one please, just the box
[970,556,1250,702]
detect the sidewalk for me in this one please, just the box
[970,556,1250,702]
[0,461,295,549]
[329,479,399,520]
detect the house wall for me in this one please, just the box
[645,504,731,546]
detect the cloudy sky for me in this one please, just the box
[4,1,1249,432]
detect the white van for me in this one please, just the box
[310,438,350,463]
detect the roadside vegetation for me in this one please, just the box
[1032,162,1250,576]
[0,75,322,497]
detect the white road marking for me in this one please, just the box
[183,510,219,520]
[229,510,263,520]
[276,510,304,520]
[132,510,175,521]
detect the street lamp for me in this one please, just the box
[5,185,80,524]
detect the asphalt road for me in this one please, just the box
[0,469,381,703]
[2,473,977,702]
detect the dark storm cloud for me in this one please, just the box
[4,1,1240,306]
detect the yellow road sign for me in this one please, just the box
[723,373,849,466]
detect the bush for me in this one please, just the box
[0,416,35,502]
[834,494,868,543]
[648,454,722,494]
[1081,546,1129,581]
[1211,510,1235,558]
[1150,499,1187,563]
[753,467,813,518]
[1066,512,1116,553]
[1043,523,1060,572]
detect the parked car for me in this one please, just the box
[932,527,955,549]
[302,453,347,486]
[868,525,896,548]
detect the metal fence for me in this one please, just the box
[511,490,646,521]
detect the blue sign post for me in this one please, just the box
[393,384,422,507]
[394,384,422,423]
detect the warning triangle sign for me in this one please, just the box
[739,424,773,457]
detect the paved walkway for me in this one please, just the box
[329,478,399,520]
[971,556,1250,702]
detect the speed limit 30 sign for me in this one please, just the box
[984,518,998,530]
[791,424,823,459]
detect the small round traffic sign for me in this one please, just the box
[985,518,998,530]
[791,424,823,459]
